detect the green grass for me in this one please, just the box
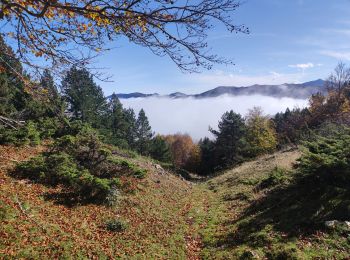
[2,145,350,259]
[192,150,350,259]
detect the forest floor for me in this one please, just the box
[1,145,349,259]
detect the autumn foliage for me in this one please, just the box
[163,134,201,172]
[245,107,277,156]
[0,0,247,73]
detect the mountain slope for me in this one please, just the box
[194,79,325,99]
[2,145,348,259]
[0,145,208,259]
[195,148,350,259]
[115,79,325,99]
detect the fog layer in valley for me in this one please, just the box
[121,95,308,140]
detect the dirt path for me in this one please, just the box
[2,145,300,259]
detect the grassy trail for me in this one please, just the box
[0,145,213,259]
[2,146,349,259]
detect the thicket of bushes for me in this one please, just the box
[298,124,350,188]
[14,125,147,203]
[0,121,40,146]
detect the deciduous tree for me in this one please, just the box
[245,107,277,156]
[0,0,248,73]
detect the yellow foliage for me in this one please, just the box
[246,107,277,156]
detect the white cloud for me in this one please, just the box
[121,96,308,140]
[188,70,305,88]
[320,50,350,61]
[288,63,315,69]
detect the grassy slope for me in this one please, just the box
[0,145,208,259]
[195,149,350,259]
[1,146,350,259]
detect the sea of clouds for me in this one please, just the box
[120,95,308,140]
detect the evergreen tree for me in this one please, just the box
[0,73,11,115]
[273,107,311,145]
[61,67,108,128]
[39,69,65,117]
[0,35,26,116]
[40,69,57,98]
[198,137,216,175]
[149,135,172,163]
[124,108,137,149]
[107,93,129,148]
[135,109,153,155]
[210,110,248,168]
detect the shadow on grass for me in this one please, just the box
[9,169,107,207]
[216,172,350,250]
[42,191,105,207]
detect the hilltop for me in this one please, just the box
[113,79,326,100]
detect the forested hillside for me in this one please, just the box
[1,1,350,258]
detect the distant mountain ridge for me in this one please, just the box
[112,79,326,99]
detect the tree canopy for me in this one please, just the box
[0,0,247,74]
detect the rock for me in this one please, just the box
[345,221,350,229]
[154,164,163,170]
[325,220,350,231]
[325,220,340,228]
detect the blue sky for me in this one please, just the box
[96,0,350,95]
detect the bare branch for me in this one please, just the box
[0,0,248,74]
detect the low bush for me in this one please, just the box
[14,126,147,203]
[258,167,290,190]
[0,121,40,146]
[105,219,128,232]
[36,117,62,139]
[297,127,350,187]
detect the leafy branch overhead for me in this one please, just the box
[0,0,248,73]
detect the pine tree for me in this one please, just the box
[135,109,153,155]
[0,35,26,116]
[107,93,129,147]
[149,135,172,162]
[124,108,137,149]
[210,110,248,168]
[61,67,108,128]
[39,69,64,117]
[198,137,216,175]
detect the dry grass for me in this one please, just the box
[2,145,349,259]
[0,145,207,259]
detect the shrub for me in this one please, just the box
[37,117,62,139]
[15,155,47,180]
[297,127,350,186]
[258,167,290,189]
[107,157,147,179]
[133,169,147,179]
[0,121,40,146]
[105,219,128,232]
[14,126,146,203]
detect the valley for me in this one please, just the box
[2,145,348,259]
